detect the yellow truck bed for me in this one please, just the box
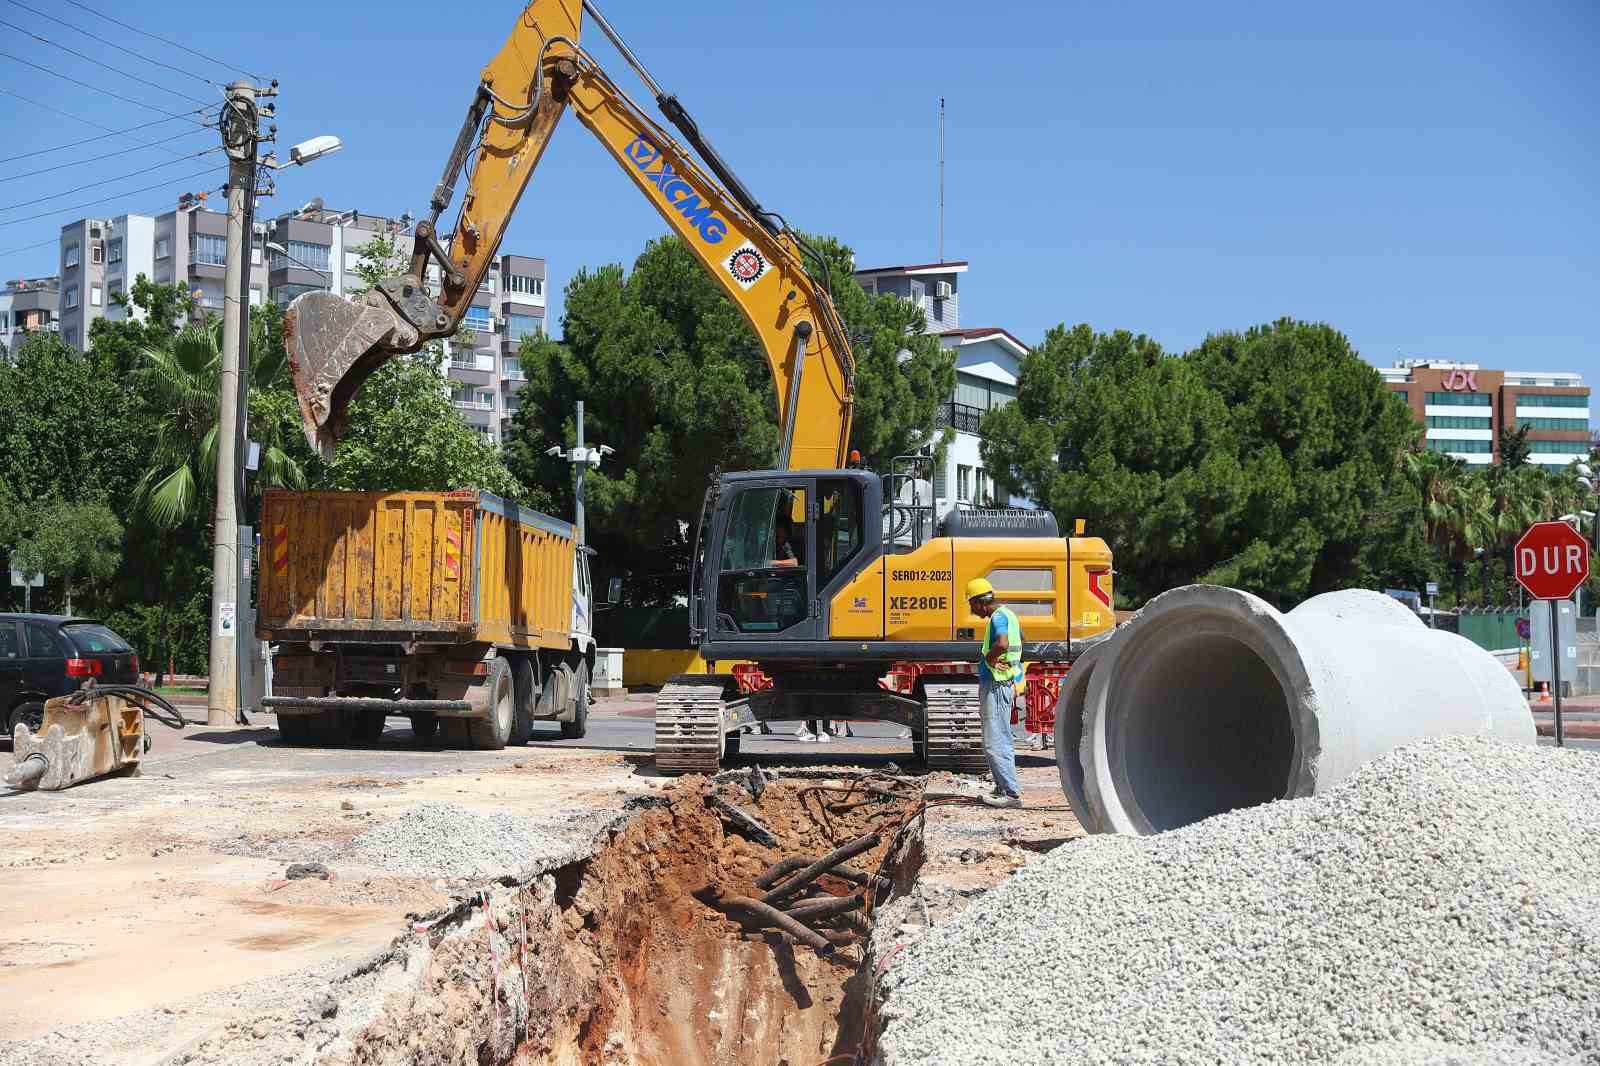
[258,489,576,650]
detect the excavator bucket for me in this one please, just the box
[283,290,406,457]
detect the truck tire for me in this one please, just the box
[278,714,314,746]
[440,718,472,749]
[467,658,514,750]
[409,713,439,743]
[352,710,387,745]
[311,709,355,746]
[559,662,589,739]
[509,655,537,746]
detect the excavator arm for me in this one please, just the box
[284,0,854,472]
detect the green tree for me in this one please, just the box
[504,235,953,602]
[8,498,122,614]
[1497,424,1532,467]
[320,235,531,501]
[985,319,1417,606]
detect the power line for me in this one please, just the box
[3,0,221,89]
[58,0,263,83]
[0,49,214,120]
[0,17,212,106]
[0,187,204,256]
[0,128,208,183]
[0,150,221,217]
[0,165,223,229]
[0,96,209,165]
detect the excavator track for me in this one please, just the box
[922,680,987,773]
[654,675,732,775]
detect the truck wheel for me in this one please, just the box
[8,701,45,739]
[311,709,354,746]
[467,658,514,750]
[352,710,387,745]
[559,662,589,740]
[278,714,314,746]
[440,718,472,749]
[409,713,439,743]
[508,655,537,746]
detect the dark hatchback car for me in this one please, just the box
[0,614,139,737]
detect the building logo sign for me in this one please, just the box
[622,135,729,246]
[1441,369,1478,392]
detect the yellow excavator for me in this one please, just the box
[283,0,1115,774]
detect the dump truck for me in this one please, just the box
[257,489,604,749]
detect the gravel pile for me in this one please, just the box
[343,801,582,879]
[879,738,1600,1066]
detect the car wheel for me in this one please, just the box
[9,701,45,739]
[559,662,589,740]
[466,658,514,750]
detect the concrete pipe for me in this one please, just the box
[1056,585,1534,836]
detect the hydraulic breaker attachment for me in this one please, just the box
[5,683,185,792]
[283,288,417,458]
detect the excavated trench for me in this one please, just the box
[333,773,925,1066]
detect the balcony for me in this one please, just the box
[449,354,495,372]
[935,401,985,434]
[452,398,494,412]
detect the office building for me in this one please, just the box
[1379,360,1591,467]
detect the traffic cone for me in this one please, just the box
[1536,682,1551,703]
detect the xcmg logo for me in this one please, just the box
[623,136,729,246]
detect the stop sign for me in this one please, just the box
[1514,521,1591,600]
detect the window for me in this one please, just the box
[0,622,17,658]
[249,287,263,306]
[478,388,495,409]
[504,313,542,341]
[155,237,171,260]
[90,285,102,307]
[191,234,227,265]
[507,274,544,296]
[1391,389,1408,404]
[1516,393,1588,408]
[90,244,103,265]
[1426,415,1491,429]
[933,462,948,500]
[502,357,522,379]
[718,486,809,634]
[60,623,129,654]
[1518,417,1589,432]
[271,240,330,272]
[957,465,973,503]
[478,275,495,293]
[463,306,492,332]
[108,278,125,300]
[251,243,262,265]
[1425,439,1492,453]
[64,285,79,309]
[1529,440,1586,454]
[107,238,123,264]
[1423,391,1489,406]
[64,326,78,348]
[817,479,863,588]
[22,622,67,659]
[272,282,325,308]
[860,279,876,296]
[64,244,80,269]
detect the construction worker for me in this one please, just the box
[967,578,1022,808]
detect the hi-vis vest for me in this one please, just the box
[982,605,1023,686]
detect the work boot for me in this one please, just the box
[982,793,1022,809]
[796,725,817,743]
[817,731,832,744]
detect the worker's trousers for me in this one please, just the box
[979,678,1021,799]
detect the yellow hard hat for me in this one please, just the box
[965,577,994,601]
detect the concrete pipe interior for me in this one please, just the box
[1113,628,1295,833]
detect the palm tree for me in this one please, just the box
[1439,475,1494,607]
[133,317,306,528]
[1402,449,1464,551]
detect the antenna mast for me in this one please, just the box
[938,96,945,263]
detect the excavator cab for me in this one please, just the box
[692,471,877,647]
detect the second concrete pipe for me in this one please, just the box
[1056,585,1535,836]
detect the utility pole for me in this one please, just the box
[208,81,263,727]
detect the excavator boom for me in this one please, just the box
[284,0,853,467]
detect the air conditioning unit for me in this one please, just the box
[934,280,953,300]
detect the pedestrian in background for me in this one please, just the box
[967,578,1022,808]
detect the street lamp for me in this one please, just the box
[265,241,329,281]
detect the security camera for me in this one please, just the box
[546,445,564,458]
[289,136,343,166]
[598,444,615,456]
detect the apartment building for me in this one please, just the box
[1379,360,1592,467]
[854,259,1031,511]
[53,198,547,445]
[0,276,59,356]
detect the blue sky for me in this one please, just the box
[1,0,1595,382]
